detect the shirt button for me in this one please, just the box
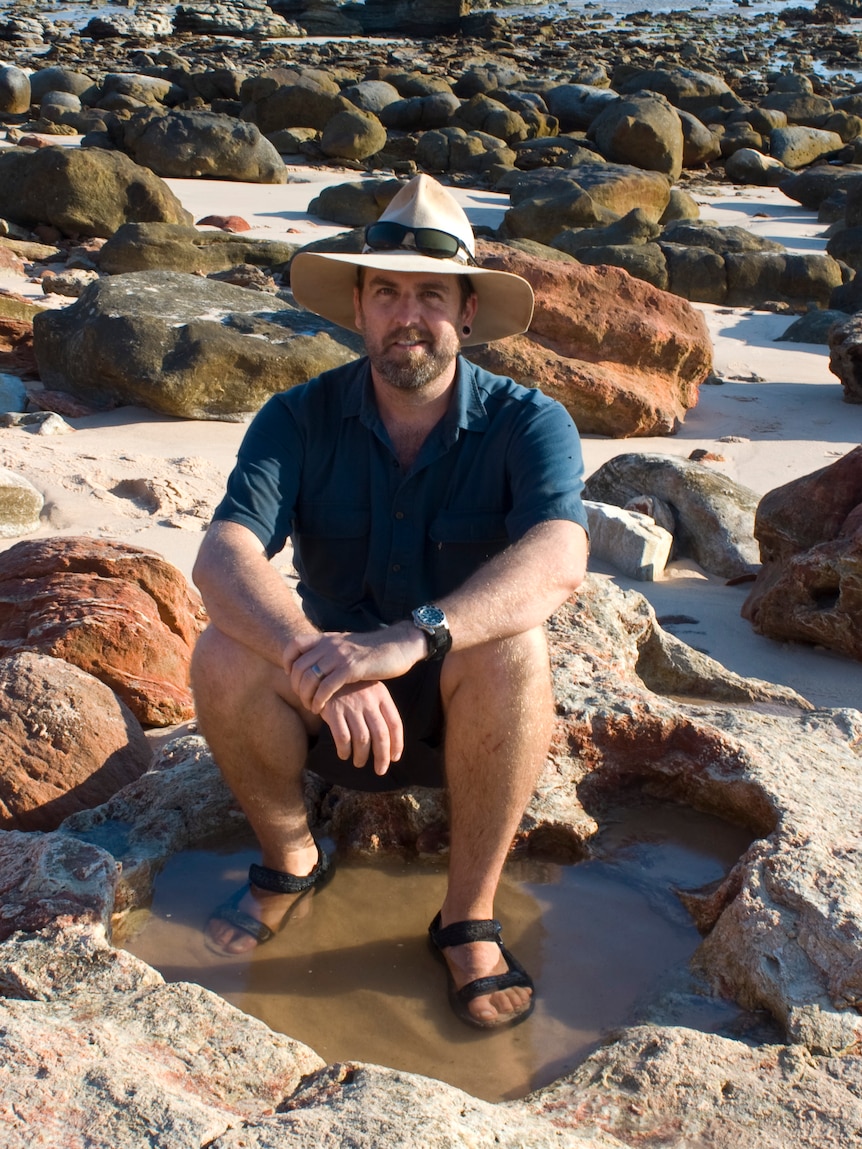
[395,511,404,520]
[392,563,401,572]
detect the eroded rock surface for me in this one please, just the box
[0,536,206,725]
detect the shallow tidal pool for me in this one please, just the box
[124,796,757,1101]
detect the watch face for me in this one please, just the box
[416,605,445,627]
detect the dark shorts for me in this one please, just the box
[305,659,445,792]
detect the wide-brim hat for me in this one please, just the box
[290,174,534,346]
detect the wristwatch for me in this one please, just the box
[411,604,452,661]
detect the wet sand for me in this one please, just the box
[125,795,756,1102]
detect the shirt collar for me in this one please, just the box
[349,355,489,432]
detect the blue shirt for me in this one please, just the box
[213,355,588,632]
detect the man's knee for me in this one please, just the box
[440,627,550,700]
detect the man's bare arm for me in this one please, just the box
[288,518,588,712]
[192,520,314,668]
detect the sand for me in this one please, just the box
[2,161,861,711]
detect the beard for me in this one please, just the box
[363,325,461,391]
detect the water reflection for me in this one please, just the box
[124,796,756,1101]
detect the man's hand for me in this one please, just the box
[320,681,404,776]
[284,624,426,715]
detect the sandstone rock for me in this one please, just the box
[242,73,351,134]
[451,93,531,144]
[469,247,711,437]
[0,537,206,726]
[416,126,516,174]
[535,1026,862,1147]
[29,66,95,104]
[769,125,844,169]
[614,65,737,115]
[724,250,845,308]
[583,500,673,580]
[583,452,759,577]
[0,465,42,537]
[741,447,862,660]
[98,71,184,111]
[174,0,298,37]
[776,309,845,344]
[543,83,619,131]
[118,108,286,183]
[320,107,387,161]
[0,64,30,115]
[306,177,403,226]
[828,311,862,401]
[378,91,461,131]
[98,222,298,276]
[0,651,151,831]
[33,270,360,420]
[0,147,192,239]
[779,164,862,211]
[342,80,401,116]
[760,90,835,125]
[678,109,722,167]
[587,93,684,179]
[504,166,673,243]
[724,146,788,186]
[0,928,324,1145]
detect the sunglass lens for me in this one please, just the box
[365,221,408,250]
[413,228,460,258]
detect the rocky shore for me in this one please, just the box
[0,0,861,1145]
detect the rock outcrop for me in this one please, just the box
[0,537,206,725]
[0,651,151,831]
[742,447,862,659]
[469,249,711,437]
[33,270,361,419]
[0,147,193,238]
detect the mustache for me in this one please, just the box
[385,327,430,346]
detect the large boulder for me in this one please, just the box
[614,65,737,115]
[542,83,619,131]
[504,165,673,243]
[33,270,360,420]
[0,651,151,831]
[469,247,712,437]
[583,452,760,578]
[241,71,351,134]
[0,64,30,115]
[587,93,684,180]
[98,222,299,275]
[742,447,862,660]
[0,537,206,726]
[320,107,387,161]
[117,109,286,183]
[0,147,192,238]
[828,311,862,401]
[768,125,844,170]
[0,465,42,538]
[415,126,516,173]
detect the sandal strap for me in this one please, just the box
[428,911,502,950]
[214,903,275,946]
[249,848,330,895]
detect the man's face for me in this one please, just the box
[354,269,477,392]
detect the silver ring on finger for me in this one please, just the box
[311,663,325,680]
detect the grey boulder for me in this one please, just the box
[33,270,360,420]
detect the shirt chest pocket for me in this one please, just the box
[294,502,371,598]
[428,510,509,596]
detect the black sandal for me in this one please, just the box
[205,848,332,956]
[428,911,535,1029]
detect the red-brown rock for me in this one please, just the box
[0,537,207,725]
[0,316,37,378]
[470,246,712,436]
[742,447,862,659]
[196,214,251,232]
[0,651,152,832]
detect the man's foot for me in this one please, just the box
[205,844,330,956]
[428,912,534,1028]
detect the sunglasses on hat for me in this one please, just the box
[364,221,476,266]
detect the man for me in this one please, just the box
[191,174,589,1029]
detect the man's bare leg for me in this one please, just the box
[438,627,553,1025]
[191,625,321,953]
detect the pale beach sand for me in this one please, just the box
[2,163,861,710]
